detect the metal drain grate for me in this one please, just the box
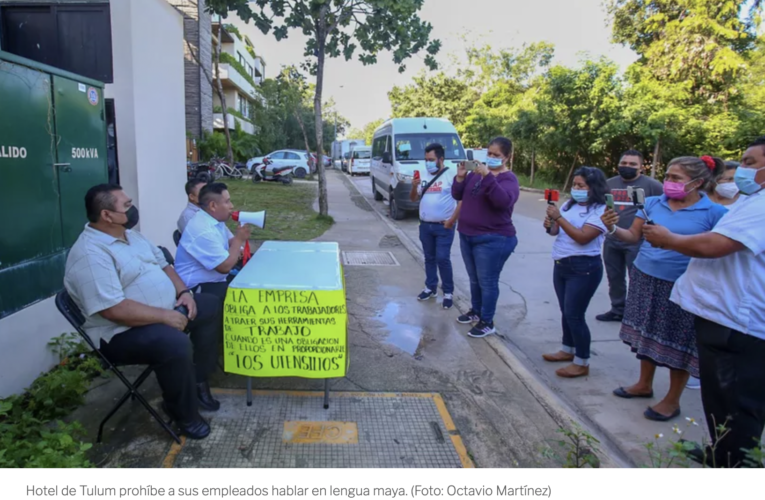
[342,251,400,266]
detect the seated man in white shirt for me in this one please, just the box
[175,182,251,302]
[177,179,207,234]
[65,184,222,440]
[643,136,765,468]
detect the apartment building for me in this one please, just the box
[211,19,265,136]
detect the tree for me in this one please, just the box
[208,0,440,216]
[348,118,384,145]
[388,73,479,128]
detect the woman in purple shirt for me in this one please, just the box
[452,137,520,338]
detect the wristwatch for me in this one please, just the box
[177,289,194,299]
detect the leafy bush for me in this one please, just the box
[0,333,102,468]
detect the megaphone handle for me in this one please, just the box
[242,240,251,265]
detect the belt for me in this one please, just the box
[420,220,444,224]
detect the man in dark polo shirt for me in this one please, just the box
[597,150,663,322]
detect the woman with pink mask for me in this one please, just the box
[600,156,728,422]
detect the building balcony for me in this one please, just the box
[214,113,255,135]
[216,63,256,100]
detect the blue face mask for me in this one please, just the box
[486,157,504,169]
[425,161,439,174]
[571,189,589,203]
[734,166,765,195]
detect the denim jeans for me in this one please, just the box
[552,256,603,365]
[459,233,518,324]
[419,222,456,294]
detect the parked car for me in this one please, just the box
[247,149,312,178]
[348,146,372,176]
[370,117,467,220]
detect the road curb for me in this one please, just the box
[342,172,631,468]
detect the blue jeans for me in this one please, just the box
[552,256,603,365]
[459,233,518,324]
[419,222,455,294]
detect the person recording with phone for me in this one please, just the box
[452,137,520,338]
[600,157,727,421]
[64,184,222,440]
[542,167,608,378]
[598,150,663,324]
[642,137,765,467]
[410,144,461,310]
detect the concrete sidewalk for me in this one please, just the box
[69,170,617,468]
[350,174,707,467]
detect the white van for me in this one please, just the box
[370,118,467,220]
[348,145,372,176]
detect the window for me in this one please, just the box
[238,94,248,118]
[1,4,114,82]
[238,52,245,67]
[285,152,301,160]
[372,136,390,158]
[394,133,465,161]
[353,150,371,159]
[270,152,286,160]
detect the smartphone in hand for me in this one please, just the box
[462,160,482,171]
[605,194,615,210]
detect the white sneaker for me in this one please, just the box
[686,377,701,389]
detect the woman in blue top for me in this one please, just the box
[601,156,728,421]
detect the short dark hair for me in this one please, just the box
[425,143,445,160]
[620,149,644,164]
[85,184,122,223]
[564,167,609,212]
[489,137,513,158]
[747,135,765,152]
[724,160,740,170]
[198,182,228,207]
[185,179,207,196]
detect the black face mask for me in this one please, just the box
[114,206,139,229]
[618,167,638,180]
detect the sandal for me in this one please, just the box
[644,406,681,422]
[613,387,654,399]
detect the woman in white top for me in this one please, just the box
[542,167,609,378]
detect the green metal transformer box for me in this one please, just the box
[0,51,107,319]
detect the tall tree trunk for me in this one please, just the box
[213,37,234,165]
[530,149,536,185]
[313,8,329,216]
[563,152,579,192]
[651,137,661,179]
[509,147,515,171]
[295,110,311,159]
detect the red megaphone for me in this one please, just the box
[231,212,252,265]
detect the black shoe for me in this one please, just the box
[161,401,211,440]
[197,382,221,412]
[467,320,497,338]
[442,294,453,310]
[457,309,480,324]
[596,311,623,322]
[417,288,437,301]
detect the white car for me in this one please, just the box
[247,150,312,178]
[348,146,372,175]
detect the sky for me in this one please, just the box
[231,0,638,133]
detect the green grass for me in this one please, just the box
[223,179,333,241]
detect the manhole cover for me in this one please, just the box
[163,390,473,468]
[342,251,399,266]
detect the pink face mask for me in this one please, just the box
[664,180,695,200]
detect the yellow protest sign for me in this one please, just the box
[223,288,348,378]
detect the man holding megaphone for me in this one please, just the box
[175,183,257,303]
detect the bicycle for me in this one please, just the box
[209,156,242,179]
